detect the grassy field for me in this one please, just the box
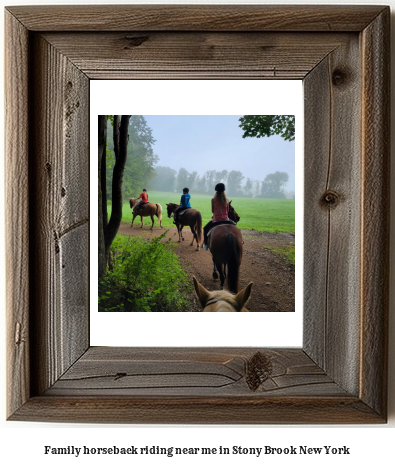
[120,190,295,233]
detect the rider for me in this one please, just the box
[173,187,191,225]
[202,183,235,250]
[133,188,149,214]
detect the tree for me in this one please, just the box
[226,170,244,196]
[239,115,295,141]
[106,116,158,199]
[176,167,189,191]
[254,180,261,197]
[215,170,228,185]
[259,171,289,198]
[98,115,131,278]
[98,115,107,278]
[123,116,158,197]
[205,170,216,193]
[150,165,177,191]
[196,174,207,193]
[243,177,253,197]
[186,171,198,191]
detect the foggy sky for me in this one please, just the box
[144,115,295,192]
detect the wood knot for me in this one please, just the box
[320,190,340,208]
[246,351,273,391]
[123,35,149,48]
[332,68,349,87]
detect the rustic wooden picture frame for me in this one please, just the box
[5,5,389,424]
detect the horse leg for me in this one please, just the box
[216,264,225,290]
[190,227,195,246]
[180,225,185,241]
[176,224,182,242]
[150,215,154,230]
[190,226,198,250]
[212,258,218,280]
[140,216,144,228]
[131,214,137,227]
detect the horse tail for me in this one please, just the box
[156,204,162,222]
[195,211,203,245]
[225,233,240,294]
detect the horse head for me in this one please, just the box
[166,203,178,218]
[193,277,252,312]
[228,201,240,223]
[129,198,137,209]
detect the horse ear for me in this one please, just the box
[192,277,211,308]
[166,203,169,206]
[235,282,253,309]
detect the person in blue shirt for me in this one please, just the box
[173,187,191,224]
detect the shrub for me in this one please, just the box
[99,231,192,312]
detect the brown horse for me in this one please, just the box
[208,224,243,293]
[193,276,252,312]
[166,203,203,251]
[209,201,242,292]
[129,198,163,230]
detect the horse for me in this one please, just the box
[129,198,163,230]
[209,201,243,292]
[166,203,203,251]
[193,276,252,312]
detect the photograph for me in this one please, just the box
[98,114,296,314]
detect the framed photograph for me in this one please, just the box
[5,5,389,423]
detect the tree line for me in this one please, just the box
[150,166,291,199]
[104,115,295,200]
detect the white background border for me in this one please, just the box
[0,2,393,469]
[90,80,303,347]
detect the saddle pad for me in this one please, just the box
[177,209,189,217]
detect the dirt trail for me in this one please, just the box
[118,222,295,313]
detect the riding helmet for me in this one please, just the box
[215,183,225,192]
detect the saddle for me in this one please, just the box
[207,220,236,244]
[212,220,236,226]
[133,202,148,214]
[177,208,190,217]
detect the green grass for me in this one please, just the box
[266,245,295,266]
[99,231,192,312]
[119,190,295,233]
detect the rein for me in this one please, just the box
[204,296,240,312]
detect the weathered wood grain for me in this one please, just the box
[360,10,390,418]
[10,395,384,425]
[304,35,362,395]
[41,32,352,80]
[29,34,90,395]
[5,10,30,418]
[5,5,389,424]
[6,5,386,32]
[46,347,344,397]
